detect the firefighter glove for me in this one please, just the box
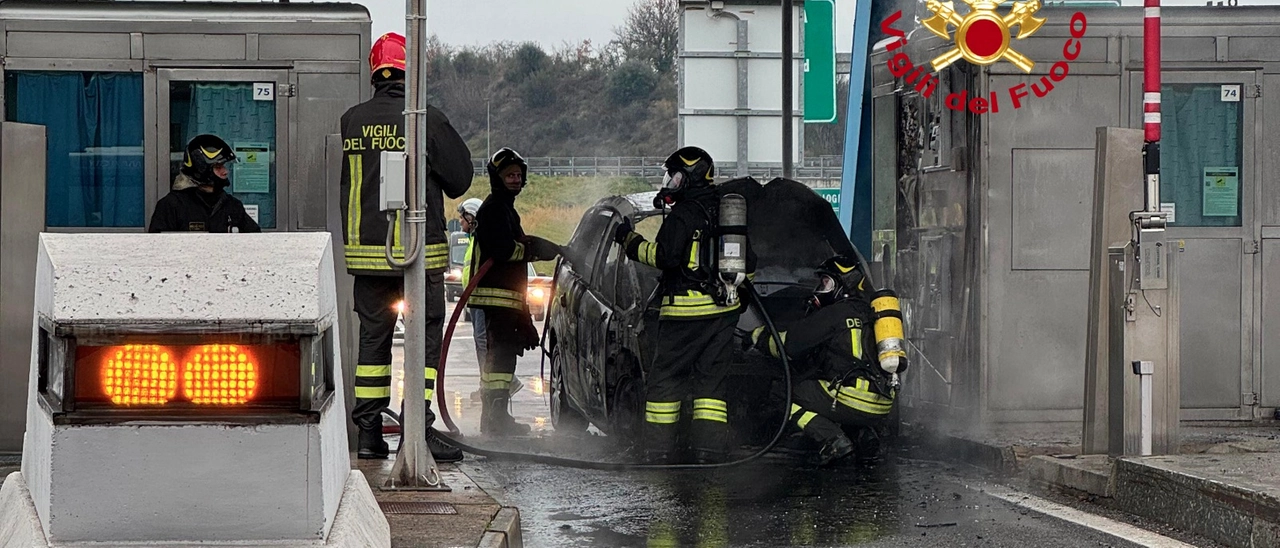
[613,218,634,245]
[522,236,562,262]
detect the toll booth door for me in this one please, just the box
[1129,70,1258,420]
[154,69,291,231]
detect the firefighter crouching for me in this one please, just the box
[470,148,562,436]
[340,32,473,460]
[613,146,757,464]
[746,255,907,466]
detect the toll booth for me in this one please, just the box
[0,1,371,452]
[869,5,1280,426]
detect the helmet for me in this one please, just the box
[181,134,236,188]
[370,32,406,82]
[810,255,868,310]
[457,198,483,217]
[656,146,715,206]
[487,148,528,194]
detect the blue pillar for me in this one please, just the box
[839,0,875,253]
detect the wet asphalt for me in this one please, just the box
[389,304,1151,548]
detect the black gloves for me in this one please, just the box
[613,218,634,245]
[522,236,562,262]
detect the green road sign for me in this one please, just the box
[815,188,840,216]
[804,0,837,124]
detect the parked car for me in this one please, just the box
[544,179,860,446]
[444,231,469,302]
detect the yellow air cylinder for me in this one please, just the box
[871,289,907,374]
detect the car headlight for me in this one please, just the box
[449,267,462,278]
[393,300,405,314]
[530,287,546,301]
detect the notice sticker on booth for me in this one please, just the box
[244,205,259,224]
[1160,202,1176,223]
[233,142,271,194]
[1203,167,1239,217]
[253,83,274,101]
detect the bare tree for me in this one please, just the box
[615,0,679,74]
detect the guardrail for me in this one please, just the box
[470,156,844,183]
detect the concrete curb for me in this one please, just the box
[1113,457,1280,548]
[476,507,522,548]
[915,425,1280,548]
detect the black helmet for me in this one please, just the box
[181,134,236,187]
[655,146,715,207]
[810,255,867,309]
[487,147,528,195]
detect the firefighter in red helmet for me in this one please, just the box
[339,32,472,461]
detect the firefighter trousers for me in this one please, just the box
[643,313,738,455]
[479,308,525,391]
[788,377,892,444]
[351,273,445,431]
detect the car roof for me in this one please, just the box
[596,191,666,221]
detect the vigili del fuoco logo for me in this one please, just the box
[881,0,1088,114]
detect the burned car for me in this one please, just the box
[544,178,859,445]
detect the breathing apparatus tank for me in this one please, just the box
[717,193,748,306]
[870,288,907,377]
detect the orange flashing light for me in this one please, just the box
[182,344,259,405]
[101,344,178,405]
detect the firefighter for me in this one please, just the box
[340,32,473,461]
[745,255,905,465]
[459,197,526,404]
[613,146,757,464]
[469,147,561,436]
[148,134,261,234]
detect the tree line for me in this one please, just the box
[425,0,847,161]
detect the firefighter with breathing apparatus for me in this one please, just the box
[614,146,756,464]
[339,32,472,461]
[745,255,907,465]
[469,148,561,436]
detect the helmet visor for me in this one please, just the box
[662,171,685,192]
[814,274,838,295]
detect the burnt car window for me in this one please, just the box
[565,207,614,282]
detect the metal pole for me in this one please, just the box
[782,0,794,178]
[1142,0,1161,214]
[386,0,445,491]
[486,99,491,160]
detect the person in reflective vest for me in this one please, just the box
[469,148,561,436]
[339,32,472,461]
[746,255,905,466]
[613,146,757,464]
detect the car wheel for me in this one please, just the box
[609,372,643,442]
[549,346,588,432]
[463,308,472,323]
[533,309,546,322]
[447,289,456,303]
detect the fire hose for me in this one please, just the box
[427,256,795,470]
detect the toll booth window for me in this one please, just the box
[168,82,277,229]
[4,72,145,228]
[1159,83,1243,228]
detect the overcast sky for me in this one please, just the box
[332,0,1245,53]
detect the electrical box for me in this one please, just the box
[380,151,406,212]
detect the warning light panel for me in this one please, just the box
[74,341,300,409]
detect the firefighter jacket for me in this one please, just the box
[148,174,261,234]
[622,186,757,320]
[339,81,473,276]
[749,298,895,415]
[469,176,533,311]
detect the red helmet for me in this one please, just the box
[370,33,406,78]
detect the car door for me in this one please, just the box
[557,207,614,416]
[575,211,624,414]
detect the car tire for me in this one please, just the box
[533,309,546,322]
[447,290,456,303]
[609,372,643,442]
[549,346,588,432]
[463,308,471,323]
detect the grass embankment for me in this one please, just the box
[446,175,657,275]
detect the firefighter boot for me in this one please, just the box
[852,427,883,466]
[692,448,728,465]
[357,426,389,460]
[397,402,464,462]
[481,389,531,437]
[815,433,854,467]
